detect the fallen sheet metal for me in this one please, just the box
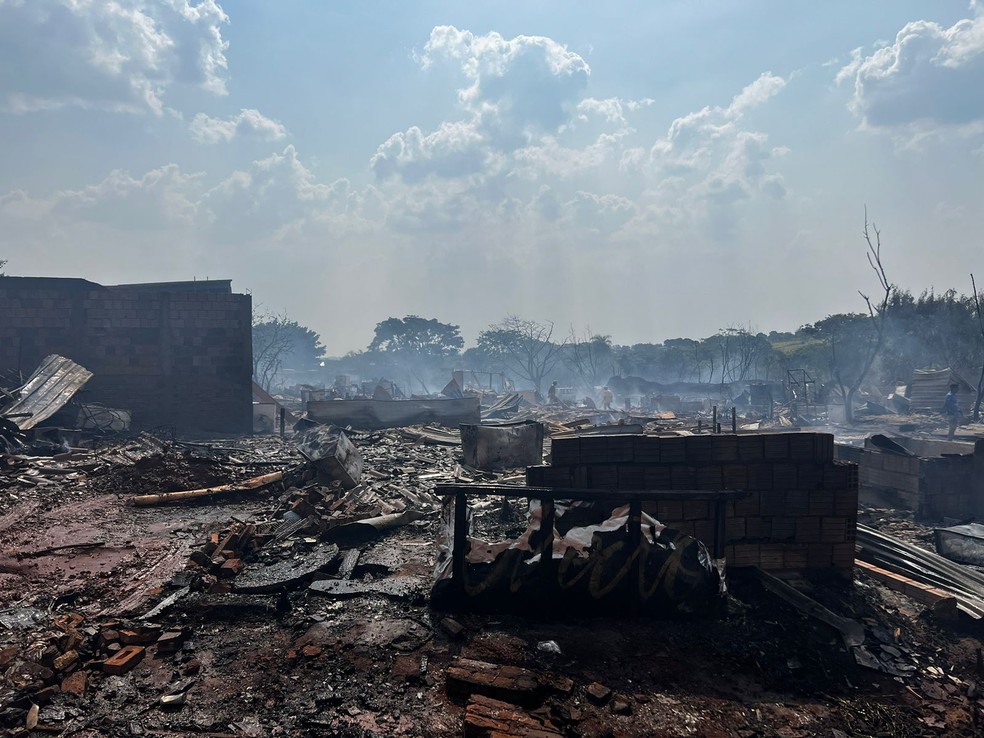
[234,544,340,594]
[935,523,984,566]
[309,576,427,600]
[460,421,544,470]
[4,355,93,430]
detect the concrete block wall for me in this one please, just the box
[527,432,858,577]
[0,278,252,434]
[839,438,984,521]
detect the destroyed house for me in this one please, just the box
[0,276,252,435]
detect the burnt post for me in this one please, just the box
[453,490,469,598]
[279,407,286,438]
[732,407,737,433]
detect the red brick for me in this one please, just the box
[103,645,145,675]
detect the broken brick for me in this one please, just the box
[103,645,145,675]
[463,694,563,738]
[447,658,541,707]
[585,682,611,705]
[61,670,87,696]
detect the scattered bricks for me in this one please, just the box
[746,464,774,490]
[763,434,790,460]
[684,436,714,464]
[671,465,697,490]
[758,490,786,517]
[644,465,671,490]
[784,492,810,517]
[772,463,798,489]
[722,464,748,490]
[682,500,709,520]
[737,435,764,461]
[99,629,120,647]
[807,544,832,568]
[726,517,746,541]
[821,517,847,543]
[464,694,563,738]
[188,550,212,568]
[783,545,809,569]
[538,673,574,696]
[711,435,739,462]
[758,545,784,570]
[634,436,661,463]
[103,645,145,675]
[155,631,187,654]
[659,437,686,463]
[588,465,618,490]
[795,517,822,543]
[808,491,835,517]
[447,658,541,707]
[61,671,87,696]
[732,490,759,517]
[218,558,243,578]
[796,463,824,490]
[550,437,580,466]
[696,465,723,490]
[732,544,760,567]
[655,499,683,522]
[617,466,645,490]
[586,682,612,705]
[53,650,78,672]
[744,517,771,540]
[119,626,162,646]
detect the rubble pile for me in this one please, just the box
[2,419,984,736]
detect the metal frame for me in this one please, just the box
[435,484,746,602]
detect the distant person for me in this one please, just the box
[942,383,962,441]
[547,381,559,404]
[602,386,614,410]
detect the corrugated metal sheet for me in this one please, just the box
[3,355,93,430]
[907,368,975,412]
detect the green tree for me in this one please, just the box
[368,316,464,393]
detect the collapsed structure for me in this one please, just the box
[2,292,984,736]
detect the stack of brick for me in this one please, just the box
[526,432,858,577]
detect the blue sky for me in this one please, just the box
[1,0,982,353]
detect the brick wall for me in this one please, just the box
[527,432,858,577]
[839,439,984,521]
[0,277,252,435]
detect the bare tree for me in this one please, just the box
[252,309,294,392]
[830,207,893,424]
[478,316,566,394]
[564,327,614,389]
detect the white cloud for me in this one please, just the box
[0,0,229,115]
[838,6,984,129]
[190,109,288,143]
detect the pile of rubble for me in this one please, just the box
[3,417,984,736]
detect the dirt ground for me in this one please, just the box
[2,434,984,738]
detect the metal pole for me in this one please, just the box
[732,407,737,433]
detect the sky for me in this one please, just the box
[1,1,983,355]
